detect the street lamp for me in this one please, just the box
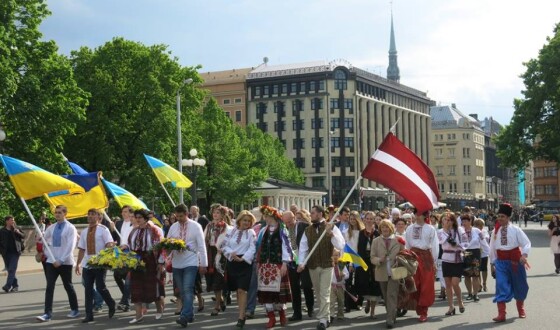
[177,78,194,204]
[326,129,338,205]
[182,148,206,206]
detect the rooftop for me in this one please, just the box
[431,105,482,130]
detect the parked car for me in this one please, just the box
[531,210,557,221]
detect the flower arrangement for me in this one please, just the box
[152,238,187,252]
[260,205,282,220]
[87,247,145,272]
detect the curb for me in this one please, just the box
[0,268,44,277]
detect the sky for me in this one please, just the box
[40,0,560,126]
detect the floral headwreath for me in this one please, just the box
[260,205,282,221]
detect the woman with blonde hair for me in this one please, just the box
[356,211,381,318]
[295,209,312,224]
[370,219,405,329]
[343,211,365,313]
[222,210,257,328]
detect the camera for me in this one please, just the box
[446,236,457,246]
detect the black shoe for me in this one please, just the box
[289,315,302,321]
[445,308,456,316]
[108,305,116,318]
[459,306,465,313]
[236,318,246,328]
[9,287,18,293]
[246,311,255,319]
[465,294,473,301]
[176,317,188,328]
[330,316,334,324]
[344,307,351,313]
[316,322,326,330]
[307,308,314,317]
[473,295,480,302]
[226,295,232,305]
[387,324,394,329]
[1,286,9,293]
[82,317,94,323]
[220,301,226,312]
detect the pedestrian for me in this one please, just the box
[438,212,467,316]
[370,219,405,329]
[257,205,293,328]
[0,215,25,293]
[126,209,165,324]
[114,205,135,312]
[284,210,314,321]
[462,214,490,302]
[547,214,560,274]
[404,209,439,322]
[189,205,209,311]
[298,205,345,330]
[329,248,348,322]
[245,207,264,320]
[36,205,80,322]
[75,209,116,323]
[222,210,256,329]
[490,203,531,322]
[355,211,380,319]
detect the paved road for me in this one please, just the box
[1,222,558,329]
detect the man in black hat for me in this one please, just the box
[489,203,531,323]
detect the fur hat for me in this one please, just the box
[497,203,513,217]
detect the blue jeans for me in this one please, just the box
[246,262,258,313]
[173,266,198,321]
[81,275,103,308]
[3,252,19,290]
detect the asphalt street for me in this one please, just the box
[1,221,558,329]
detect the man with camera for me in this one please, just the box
[489,203,531,322]
[547,214,560,275]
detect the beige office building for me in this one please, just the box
[430,105,486,210]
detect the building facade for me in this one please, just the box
[430,104,485,210]
[246,60,434,206]
[533,159,560,202]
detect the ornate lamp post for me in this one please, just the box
[182,148,206,206]
[177,78,194,204]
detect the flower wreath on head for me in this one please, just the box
[260,205,282,221]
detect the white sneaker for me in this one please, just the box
[67,310,80,318]
[155,313,163,320]
[36,314,51,322]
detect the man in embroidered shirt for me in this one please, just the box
[489,203,531,322]
[75,209,116,323]
[114,205,135,311]
[298,205,345,330]
[36,205,80,322]
[404,209,439,322]
[168,204,208,328]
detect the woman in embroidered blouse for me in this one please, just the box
[222,210,257,328]
[547,214,560,275]
[127,209,164,324]
[356,211,381,319]
[370,219,405,329]
[204,204,232,316]
[438,212,468,316]
[462,214,490,302]
[256,205,292,329]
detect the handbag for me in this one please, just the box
[391,266,409,280]
[257,262,281,292]
[34,252,44,263]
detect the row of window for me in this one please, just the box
[224,110,242,122]
[434,147,471,158]
[256,99,324,118]
[269,119,353,132]
[253,80,326,97]
[535,184,558,195]
[222,97,243,105]
[534,167,558,178]
[437,182,472,193]
[292,157,355,170]
[435,165,472,176]
[291,137,355,148]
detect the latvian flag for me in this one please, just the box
[361,132,440,215]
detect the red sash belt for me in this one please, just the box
[497,248,521,261]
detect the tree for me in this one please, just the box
[0,0,88,222]
[66,38,205,213]
[496,23,560,170]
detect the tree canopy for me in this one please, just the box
[495,23,560,170]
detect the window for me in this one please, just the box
[463,165,471,176]
[463,133,470,140]
[235,110,242,122]
[255,86,261,96]
[274,102,285,115]
[223,99,231,105]
[434,134,440,141]
[447,133,456,140]
[448,165,456,175]
[312,177,325,188]
[438,182,445,193]
[463,148,470,158]
[436,166,443,176]
[312,137,323,148]
[463,182,472,193]
[290,82,297,94]
[319,80,325,91]
[544,167,558,177]
[534,167,543,178]
[300,82,306,93]
[343,137,354,148]
[311,98,323,110]
[334,69,347,90]
[332,157,341,167]
[292,120,304,130]
[281,84,287,94]
[294,157,305,168]
[448,182,457,193]
[448,148,455,158]
[263,85,269,96]
[331,137,340,148]
[344,99,353,109]
[312,157,324,167]
[309,81,316,92]
[331,118,340,129]
[272,85,279,95]
[292,100,303,115]
[343,118,353,129]
[224,111,230,118]
[330,98,339,109]
[256,103,267,117]
[435,148,443,158]
[545,185,558,195]
[292,138,304,149]
[274,121,285,132]
[234,98,242,103]
[311,118,323,129]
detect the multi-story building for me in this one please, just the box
[430,104,485,210]
[200,68,252,125]
[533,159,560,202]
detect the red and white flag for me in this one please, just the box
[361,132,440,214]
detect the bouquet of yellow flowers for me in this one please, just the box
[152,238,187,252]
[87,247,146,272]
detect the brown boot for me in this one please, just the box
[493,302,507,322]
[266,311,276,328]
[516,300,526,318]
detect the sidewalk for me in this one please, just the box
[0,252,46,277]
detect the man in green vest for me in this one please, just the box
[297,205,345,330]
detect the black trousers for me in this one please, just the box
[288,263,314,317]
[83,268,115,319]
[44,263,78,315]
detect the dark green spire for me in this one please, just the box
[387,11,400,83]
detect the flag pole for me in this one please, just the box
[19,197,55,261]
[102,211,122,240]
[158,181,177,207]
[302,177,361,265]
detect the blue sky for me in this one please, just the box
[40,0,560,125]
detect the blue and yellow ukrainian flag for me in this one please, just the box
[144,154,192,188]
[103,180,148,210]
[339,244,369,271]
[44,171,109,219]
[0,155,84,200]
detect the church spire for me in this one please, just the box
[387,8,400,83]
